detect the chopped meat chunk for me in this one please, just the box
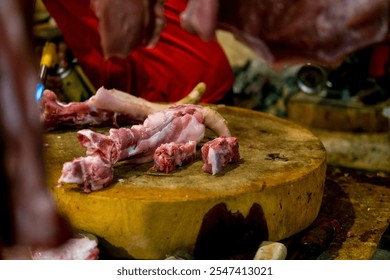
[152,141,197,173]
[58,156,114,193]
[201,136,240,175]
[77,105,206,165]
[59,104,210,192]
[40,84,206,131]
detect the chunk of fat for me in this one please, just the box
[208,147,219,175]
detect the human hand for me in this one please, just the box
[91,0,166,59]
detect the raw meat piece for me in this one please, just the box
[77,105,206,164]
[58,156,114,193]
[40,88,163,131]
[59,104,213,192]
[40,83,206,131]
[201,136,240,175]
[31,235,99,260]
[152,141,197,173]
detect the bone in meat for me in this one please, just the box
[77,105,206,165]
[152,141,197,173]
[58,156,114,193]
[59,104,215,192]
[91,0,165,59]
[40,83,206,131]
[201,136,240,175]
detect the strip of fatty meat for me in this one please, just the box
[77,105,206,165]
[59,104,229,192]
[152,141,197,173]
[40,83,206,131]
[201,136,240,175]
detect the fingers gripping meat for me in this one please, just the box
[91,0,388,65]
[58,156,114,193]
[91,0,166,58]
[180,0,218,41]
[77,105,207,165]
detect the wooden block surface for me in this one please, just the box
[287,92,389,132]
[44,106,327,259]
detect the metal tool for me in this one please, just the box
[57,59,95,102]
[296,64,327,95]
[35,41,57,102]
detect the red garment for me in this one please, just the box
[369,43,390,78]
[42,0,233,103]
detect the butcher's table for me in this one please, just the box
[44,105,327,259]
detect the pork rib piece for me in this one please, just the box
[58,104,224,192]
[201,136,240,175]
[152,141,197,173]
[58,156,114,193]
[40,83,206,131]
[77,105,206,164]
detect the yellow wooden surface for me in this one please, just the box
[44,106,327,259]
[287,92,390,132]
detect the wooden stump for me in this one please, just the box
[44,106,327,259]
[287,92,390,132]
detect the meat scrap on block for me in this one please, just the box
[151,141,197,173]
[40,83,206,131]
[201,136,240,175]
[58,103,239,192]
[58,156,114,193]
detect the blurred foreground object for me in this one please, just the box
[0,0,71,257]
[181,0,390,66]
[91,0,166,59]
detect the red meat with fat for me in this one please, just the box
[201,136,240,175]
[152,141,197,173]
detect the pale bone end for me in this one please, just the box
[253,241,288,260]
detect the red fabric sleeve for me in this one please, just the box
[42,0,234,103]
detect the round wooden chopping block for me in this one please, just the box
[44,106,327,259]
